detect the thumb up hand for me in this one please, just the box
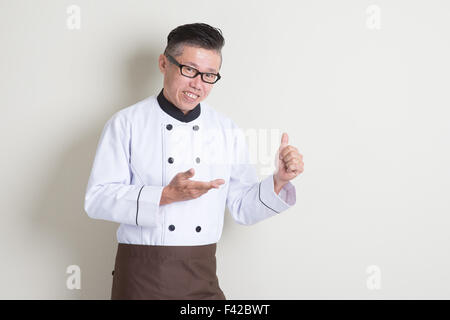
[274,132,304,184]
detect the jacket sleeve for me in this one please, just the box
[84,112,164,227]
[225,124,296,226]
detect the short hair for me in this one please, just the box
[163,23,225,69]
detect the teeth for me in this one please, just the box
[184,91,198,99]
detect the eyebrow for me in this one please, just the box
[185,61,218,73]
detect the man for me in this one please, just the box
[84,23,304,300]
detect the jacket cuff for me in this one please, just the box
[135,185,165,227]
[259,175,296,214]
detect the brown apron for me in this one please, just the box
[110,242,226,300]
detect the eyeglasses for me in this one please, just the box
[165,54,221,84]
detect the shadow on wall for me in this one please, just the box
[29,47,163,299]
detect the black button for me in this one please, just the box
[196,226,201,232]
[112,270,115,276]
[166,124,173,130]
[169,225,175,231]
[168,157,174,164]
[195,157,200,163]
[193,125,199,131]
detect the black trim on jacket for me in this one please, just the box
[136,185,145,226]
[157,88,201,123]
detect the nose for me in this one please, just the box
[189,74,203,91]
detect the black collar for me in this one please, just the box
[157,88,201,123]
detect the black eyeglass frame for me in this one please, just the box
[165,54,221,84]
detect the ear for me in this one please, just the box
[158,54,167,74]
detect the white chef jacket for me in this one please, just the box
[84,89,297,246]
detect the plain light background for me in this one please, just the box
[1,0,449,299]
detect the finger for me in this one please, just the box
[210,179,225,188]
[283,159,298,169]
[286,164,298,173]
[289,163,304,173]
[281,151,300,163]
[278,132,289,155]
[285,158,303,168]
[190,179,224,191]
[279,146,297,160]
[189,180,212,191]
[281,149,302,162]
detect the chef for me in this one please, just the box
[84,22,304,300]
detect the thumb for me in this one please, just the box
[182,168,195,178]
[278,132,289,159]
[280,132,289,148]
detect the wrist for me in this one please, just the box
[273,174,288,195]
[160,186,174,205]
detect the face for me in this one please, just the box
[158,45,222,115]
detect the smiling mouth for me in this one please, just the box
[183,91,200,99]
